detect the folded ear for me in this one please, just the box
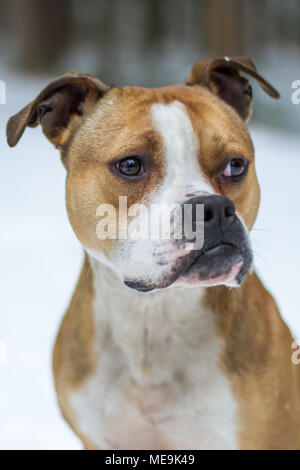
[7,72,109,148]
[186,56,280,121]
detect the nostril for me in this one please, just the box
[224,202,235,218]
[204,207,214,222]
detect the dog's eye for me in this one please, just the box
[116,157,143,177]
[222,158,248,179]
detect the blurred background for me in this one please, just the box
[1,0,300,130]
[0,0,299,450]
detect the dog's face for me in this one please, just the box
[7,57,279,292]
[66,85,258,292]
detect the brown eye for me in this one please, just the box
[117,157,143,177]
[222,158,248,179]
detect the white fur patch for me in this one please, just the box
[69,259,238,450]
[151,100,215,203]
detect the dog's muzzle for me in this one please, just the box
[125,194,253,292]
[174,194,253,284]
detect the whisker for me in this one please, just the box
[253,249,269,266]
[251,239,271,253]
[251,227,275,233]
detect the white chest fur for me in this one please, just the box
[69,260,238,450]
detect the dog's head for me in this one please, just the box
[7,57,279,292]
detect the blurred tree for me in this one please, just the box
[207,0,243,56]
[8,0,71,72]
[145,0,165,48]
[0,1,7,32]
[1,0,299,88]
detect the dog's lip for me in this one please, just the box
[174,260,243,288]
[125,243,250,292]
[182,242,237,276]
[168,243,244,289]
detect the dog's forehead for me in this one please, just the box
[117,85,224,198]
[122,85,251,169]
[96,84,252,149]
[74,83,253,177]
[114,84,219,126]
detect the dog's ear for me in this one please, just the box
[7,72,109,148]
[186,56,279,121]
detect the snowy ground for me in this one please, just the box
[0,70,299,449]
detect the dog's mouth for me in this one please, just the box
[124,241,253,293]
[124,214,253,292]
[172,243,248,288]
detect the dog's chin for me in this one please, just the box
[124,244,253,293]
[172,260,243,289]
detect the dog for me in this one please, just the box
[7,56,300,449]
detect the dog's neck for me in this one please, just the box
[88,255,222,385]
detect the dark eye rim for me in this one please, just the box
[109,154,150,181]
[219,156,249,182]
[116,156,143,177]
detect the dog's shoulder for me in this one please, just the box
[53,255,96,391]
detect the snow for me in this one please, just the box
[0,70,299,450]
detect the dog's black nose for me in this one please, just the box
[203,195,235,229]
[184,194,236,232]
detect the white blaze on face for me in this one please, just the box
[108,101,218,286]
[88,100,251,289]
[151,100,216,203]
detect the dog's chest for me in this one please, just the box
[69,288,238,450]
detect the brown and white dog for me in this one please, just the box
[7,57,300,450]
